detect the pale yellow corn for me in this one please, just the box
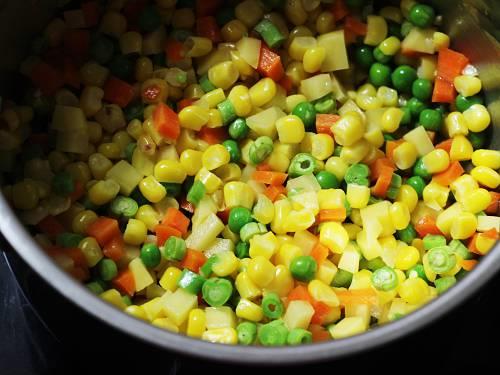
[139,175,166,203]
[423,181,450,209]
[396,185,418,213]
[125,305,148,321]
[325,156,348,181]
[88,179,120,205]
[381,107,404,133]
[214,163,242,183]
[333,111,365,146]
[379,36,401,55]
[249,231,279,259]
[422,149,450,174]
[208,61,239,90]
[320,222,349,254]
[124,218,147,245]
[136,204,160,231]
[202,328,237,344]
[394,245,420,270]
[308,279,340,307]
[247,256,275,287]
[393,141,418,170]
[275,243,303,269]
[224,181,255,209]
[435,202,462,236]
[450,135,473,161]
[202,144,230,170]
[303,46,326,73]
[463,104,491,132]
[461,188,492,213]
[454,75,482,97]
[470,166,500,189]
[398,278,429,305]
[180,149,203,176]
[450,211,477,240]
[179,105,209,131]
[212,251,239,277]
[201,88,226,108]
[329,317,366,339]
[450,174,479,203]
[228,85,252,117]
[356,94,383,111]
[154,160,187,183]
[445,112,469,137]
[159,267,182,292]
[340,140,371,165]
[253,194,275,224]
[311,134,335,161]
[72,210,98,234]
[390,202,411,231]
[195,167,222,194]
[186,309,206,338]
[249,78,277,107]
[236,299,263,322]
[377,86,398,107]
[235,272,262,299]
[346,184,370,209]
[276,115,305,144]
[472,149,500,169]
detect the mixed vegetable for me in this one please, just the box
[0,0,499,346]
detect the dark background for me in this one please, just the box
[1,250,498,375]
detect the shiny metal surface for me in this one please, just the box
[0,0,499,364]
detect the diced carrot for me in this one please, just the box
[153,102,180,140]
[336,288,378,306]
[112,269,136,296]
[216,208,231,225]
[180,249,206,273]
[86,217,121,246]
[460,259,478,271]
[155,224,182,246]
[433,161,464,186]
[165,39,185,63]
[385,139,405,162]
[30,62,64,95]
[256,163,272,171]
[467,233,480,254]
[343,28,357,45]
[63,30,90,64]
[69,180,85,202]
[414,215,443,237]
[63,58,81,89]
[310,242,329,265]
[37,215,65,239]
[485,192,500,215]
[257,44,284,82]
[331,0,349,21]
[252,171,288,186]
[371,166,395,198]
[287,285,313,304]
[344,16,367,36]
[103,76,134,108]
[436,48,469,83]
[81,1,100,28]
[65,247,88,268]
[198,126,227,144]
[311,301,332,325]
[482,228,499,240]
[103,235,125,261]
[370,157,396,181]
[316,208,347,223]
[177,98,195,111]
[69,266,90,281]
[162,207,190,235]
[264,185,287,202]
[196,0,222,16]
[434,139,453,154]
[196,16,221,43]
[180,198,195,214]
[316,114,340,136]
[432,76,456,104]
[278,74,293,94]
[309,324,331,342]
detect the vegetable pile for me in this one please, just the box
[1,0,499,346]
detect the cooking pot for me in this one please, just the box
[0,0,499,365]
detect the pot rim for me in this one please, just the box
[1,194,499,365]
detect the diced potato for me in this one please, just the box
[283,300,315,330]
[236,37,262,69]
[205,306,237,329]
[245,107,285,139]
[317,30,349,72]
[403,126,435,157]
[185,213,225,251]
[106,160,143,196]
[129,257,154,292]
[162,288,198,326]
[402,28,436,54]
[299,74,334,102]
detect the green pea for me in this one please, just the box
[355,45,374,69]
[468,131,487,149]
[108,55,134,81]
[315,171,339,189]
[140,243,161,268]
[406,176,426,197]
[409,4,436,28]
[138,6,162,33]
[407,97,427,117]
[391,65,417,93]
[413,158,431,179]
[419,109,442,131]
[98,259,118,281]
[163,236,186,261]
[397,223,417,245]
[290,256,317,282]
[369,63,392,87]
[412,79,433,101]
[222,140,241,163]
[228,207,253,233]
[52,171,74,196]
[228,118,250,140]
[455,94,484,112]
[344,163,370,186]
[110,196,139,218]
[292,101,316,130]
[373,47,391,64]
[400,106,412,125]
[235,241,250,259]
[387,21,402,39]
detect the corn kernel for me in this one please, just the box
[154,160,187,183]
[247,256,275,288]
[333,111,366,146]
[202,328,237,344]
[450,135,473,161]
[303,46,326,73]
[329,317,366,339]
[311,134,335,161]
[445,112,469,137]
[202,144,230,170]
[249,232,279,259]
[454,75,482,97]
[340,140,371,165]
[461,188,492,213]
[275,243,303,269]
[236,299,264,322]
[208,61,239,90]
[249,78,277,107]
[72,210,98,234]
[390,202,411,230]
[346,184,370,209]
[325,156,348,181]
[398,278,429,305]
[396,185,418,213]
[136,204,160,231]
[308,279,340,307]
[379,36,401,56]
[186,308,206,338]
[228,85,253,117]
[381,107,404,133]
[463,104,491,132]
[435,202,462,236]
[450,211,477,240]
[450,174,479,202]
[423,181,450,209]
[125,305,149,321]
[471,166,500,189]
[88,179,120,205]
[472,149,500,169]
[180,149,203,176]
[139,175,166,203]
[422,149,450,174]
[159,266,182,292]
[179,105,209,131]
[393,141,418,170]
[276,115,305,144]
[224,181,256,209]
[124,218,147,245]
[235,271,262,299]
[394,245,419,270]
[320,222,349,254]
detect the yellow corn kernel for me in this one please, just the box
[329,316,366,339]
[235,271,262,299]
[450,135,473,161]
[252,194,275,225]
[208,61,239,90]
[249,232,279,260]
[135,204,160,231]
[125,305,148,321]
[475,232,497,255]
[364,15,388,46]
[275,243,303,269]
[225,86,252,119]
[205,108,222,128]
[325,156,348,181]
[379,36,401,56]
[202,328,237,345]
[377,86,398,107]
[286,61,309,88]
[395,185,418,213]
[123,218,147,246]
[470,166,500,189]
[195,168,222,194]
[264,265,294,297]
[333,111,365,146]
[308,279,340,307]
[317,189,345,210]
[100,289,127,310]
[78,237,103,267]
[283,209,316,232]
[422,149,450,174]
[214,163,242,183]
[381,107,403,133]
[284,95,306,113]
[139,175,166,203]
[472,149,500,169]
[288,36,317,61]
[212,251,239,277]
[320,222,349,254]
[80,61,109,87]
[433,31,450,50]
[356,94,383,111]
[393,141,418,170]
[249,78,277,107]
[88,179,120,205]
[200,88,226,109]
[230,50,254,78]
[461,188,492,214]
[423,181,450,209]
[340,140,371,165]
[311,134,335,161]
[224,181,255,209]
[398,278,429,305]
[445,112,469,137]
[276,115,305,144]
[159,267,182,292]
[126,119,142,141]
[435,202,462,236]
[303,46,326,73]
[154,160,187,184]
[394,245,419,270]
[450,211,477,240]
[186,308,206,338]
[463,104,491,132]
[178,105,209,131]
[454,75,482,97]
[236,299,264,322]
[450,174,478,203]
[390,202,411,231]
[88,153,113,180]
[247,256,275,288]
[346,184,370,209]
[72,210,98,234]
[179,149,203,176]
[202,144,230,171]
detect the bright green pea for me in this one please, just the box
[406,176,426,197]
[355,45,375,69]
[290,256,317,282]
[228,207,253,233]
[369,63,392,87]
[292,101,316,130]
[391,65,417,93]
[140,243,161,268]
[315,171,339,189]
[409,4,436,28]
[222,140,241,163]
[407,97,427,117]
[228,118,250,140]
[412,79,433,101]
[419,109,442,131]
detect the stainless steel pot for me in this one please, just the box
[0,0,499,365]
